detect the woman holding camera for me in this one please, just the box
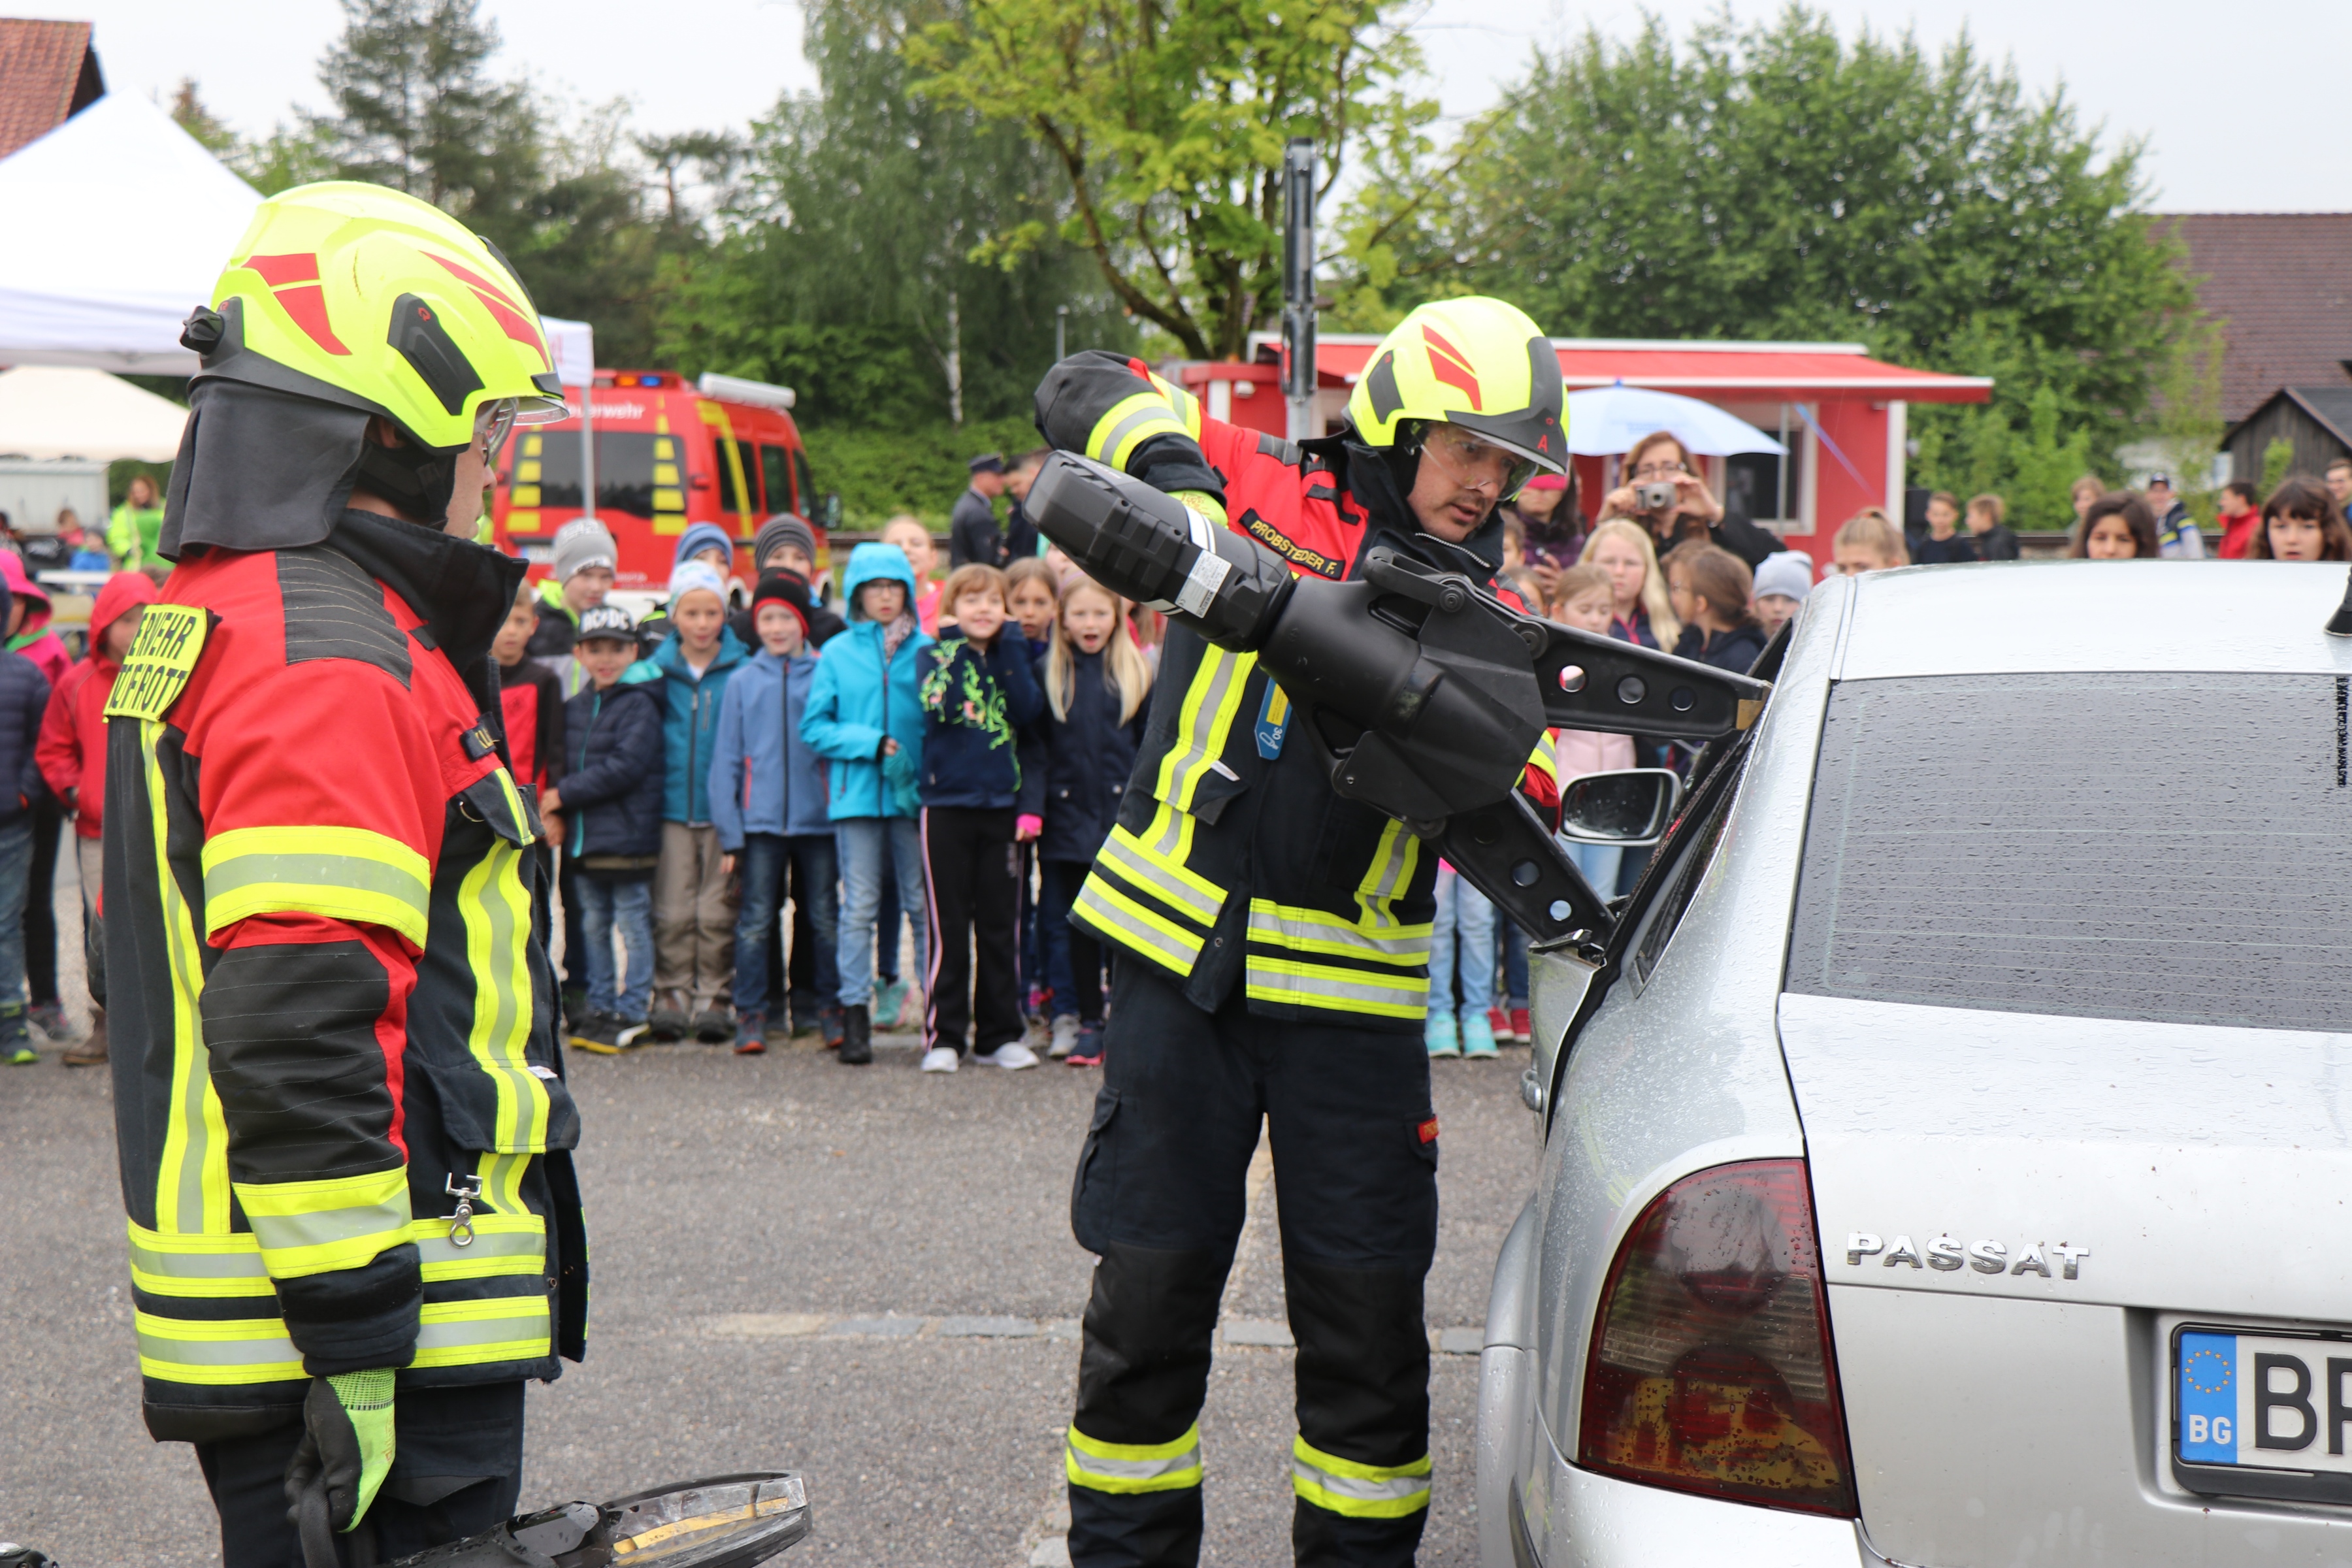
[1595,429,1781,569]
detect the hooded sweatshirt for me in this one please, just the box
[0,567,53,826]
[801,543,934,820]
[37,572,154,839]
[0,551,73,689]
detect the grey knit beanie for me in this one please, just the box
[551,517,618,582]
[753,512,819,572]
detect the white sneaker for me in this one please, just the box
[919,1045,960,1073]
[981,1041,1040,1070]
[1049,1015,1079,1058]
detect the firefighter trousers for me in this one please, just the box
[1065,960,1439,1568]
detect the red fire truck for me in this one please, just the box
[492,370,829,593]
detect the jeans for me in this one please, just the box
[1499,922,1529,1012]
[576,874,654,1020]
[836,817,928,1009]
[1428,863,1494,1019]
[1565,838,1623,906]
[1039,858,1106,1023]
[733,832,839,1017]
[0,816,31,1037]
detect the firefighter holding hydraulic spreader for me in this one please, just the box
[1034,299,1571,1568]
[102,182,585,1565]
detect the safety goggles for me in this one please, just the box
[1418,423,1541,499]
[474,399,525,464]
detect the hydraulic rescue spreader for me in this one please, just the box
[1024,451,1771,955]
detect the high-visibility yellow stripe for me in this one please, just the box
[1245,956,1429,1020]
[410,1294,551,1369]
[458,841,551,1160]
[199,824,431,948]
[1354,820,1422,932]
[1525,731,1558,785]
[1247,899,1431,964]
[126,1221,272,1298]
[1153,647,1254,814]
[135,1310,304,1386]
[144,719,230,1236]
[1085,388,1198,472]
[1291,1436,1430,1519]
[414,1211,545,1282]
[235,1166,411,1277]
[1066,1422,1205,1495]
[1098,823,1225,927]
[1071,874,1201,975]
[1143,370,1205,441]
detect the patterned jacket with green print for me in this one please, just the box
[917,629,1044,809]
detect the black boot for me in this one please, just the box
[838,1004,872,1066]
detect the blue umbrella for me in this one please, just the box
[1564,380,1786,457]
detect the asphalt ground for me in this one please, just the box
[0,860,1543,1567]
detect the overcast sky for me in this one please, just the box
[14,0,2346,212]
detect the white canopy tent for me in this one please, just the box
[0,91,261,375]
[0,365,188,461]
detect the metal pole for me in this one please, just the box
[579,382,596,525]
[1056,304,1069,363]
[1282,137,1317,442]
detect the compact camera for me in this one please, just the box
[1635,480,1678,512]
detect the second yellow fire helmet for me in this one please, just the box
[182,180,566,451]
[1343,297,1568,478]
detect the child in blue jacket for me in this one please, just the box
[802,542,933,1064]
[710,575,838,1055]
[915,563,1044,1073]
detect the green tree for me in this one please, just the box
[912,0,1428,360]
[306,0,539,218]
[169,79,238,157]
[1345,8,2200,515]
[657,0,1129,431]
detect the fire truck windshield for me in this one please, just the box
[522,431,679,519]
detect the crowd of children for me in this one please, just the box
[515,505,1164,1076]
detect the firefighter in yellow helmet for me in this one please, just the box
[101,182,580,1564]
[1034,297,1567,1568]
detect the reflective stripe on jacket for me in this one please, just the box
[103,511,585,1443]
[1038,352,1555,1032]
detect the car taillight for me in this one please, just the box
[1577,1158,1855,1516]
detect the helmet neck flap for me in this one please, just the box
[161,298,465,561]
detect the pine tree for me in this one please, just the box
[306,0,541,221]
[168,79,237,156]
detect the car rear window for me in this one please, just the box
[1786,673,2352,1031]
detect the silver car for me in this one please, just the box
[1480,561,2352,1565]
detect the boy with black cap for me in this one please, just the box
[544,603,664,1051]
[732,512,845,651]
[950,452,1009,568]
[711,574,840,1052]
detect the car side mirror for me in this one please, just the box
[1558,768,1680,846]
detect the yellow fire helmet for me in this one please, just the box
[1344,297,1568,483]
[180,180,567,452]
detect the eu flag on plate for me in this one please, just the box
[2180,1331,2238,1463]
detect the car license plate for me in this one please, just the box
[2173,1324,2352,1505]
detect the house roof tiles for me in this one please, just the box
[2159,214,2352,424]
[0,18,100,161]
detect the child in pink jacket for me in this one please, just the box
[1550,566,1637,892]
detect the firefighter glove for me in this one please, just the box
[285,1369,397,1533]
